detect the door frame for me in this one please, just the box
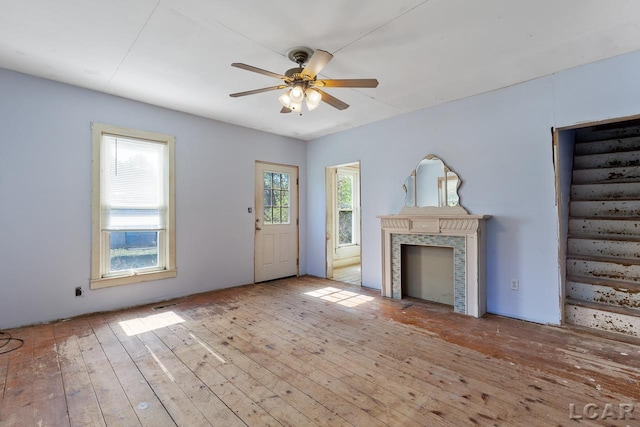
[254,160,299,283]
[325,161,362,281]
[553,112,640,323]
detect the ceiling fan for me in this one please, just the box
[229,46,378,113]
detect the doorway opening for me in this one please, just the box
[326,162,361,286]
[555,116,640,337]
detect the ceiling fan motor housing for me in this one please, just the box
[286,46,314,66]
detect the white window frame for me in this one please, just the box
[90,123,176,289]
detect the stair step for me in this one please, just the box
[574,136,640,155]
[566,297,640,316]
[575,122,640,143]
[573,150,640,170]
[568,237,640,259]
[567,256,640,283]
[568,233,640,242]
[567,277,640,309]
[569,200,640,217]
[565,299,640,337]
[571,182,640,200]
[567,274,640,292]
[568,253,640,266]
[572,166,640,184]
[568,217,640,237]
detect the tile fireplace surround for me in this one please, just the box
[379,208,489,317]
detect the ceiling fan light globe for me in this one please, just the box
[290,85,305,103]
[306,88,322,105]
[290,101,302,112]
[306,99,320,111]
[278,91,292,108]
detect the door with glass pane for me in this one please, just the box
[254,162,299,283]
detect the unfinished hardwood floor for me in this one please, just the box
[1,276,639,426]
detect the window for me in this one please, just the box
[263,171,290,224]
[336,168,360,247]
[91,123,176,288]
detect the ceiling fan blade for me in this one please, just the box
[231,63,290,81]
[317,89,349,110]
[301,50,333,79]
[280,107,292,114]
[229,85,286,97]
[315,78,379,88]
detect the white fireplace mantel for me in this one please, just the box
[378,208,490,317]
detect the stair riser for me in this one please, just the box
[568,238,640,259]
[572,166,640,184]
[569,218,640,237]
[565,304,640,337]
[574,151,640,169]
[574,137,640,155]
[567,281,640,308]
[567,259,640,283]
[576,125,640,143]
[570,200,640,217]
[571,182,640,200]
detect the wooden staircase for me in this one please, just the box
[565,123,640,337]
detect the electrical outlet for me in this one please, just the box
[75,286,83,297]
[510,279,519,291]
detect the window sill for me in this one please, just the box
[90,269,177,289]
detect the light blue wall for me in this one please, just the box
[306,49,640,325]
[0,69,306,329]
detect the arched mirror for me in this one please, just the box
[403,155,461,208]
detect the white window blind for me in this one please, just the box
[101,135,167,231]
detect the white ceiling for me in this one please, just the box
[3,1,640,140]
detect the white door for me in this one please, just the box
[254,162,299,283]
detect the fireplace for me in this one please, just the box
[381,154,490,317]
[401,245,455,305]
[379,213,489,317]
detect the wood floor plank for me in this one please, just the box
[219,294,542,426]
[32,324,70,426]
[227,300,528,425]
[128,319,245,427]
[241,282,635,408]
[193,304,434,426]
[2,276,640,426]
[0,327,35,426]
[86,316,175,427]
[165,320,320,427]
[169,316,379,427]
[153,322,282,426]
[76,327,142,426]
[226,280,640,422]
[107,316,212,426]
[53,321,106,427]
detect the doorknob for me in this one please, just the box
[255,226,261,231]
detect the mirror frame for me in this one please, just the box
[400,154,468,215]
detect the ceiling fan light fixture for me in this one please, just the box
[230,46,378,113]
[278,91,292,108]
[305,88,321,111]
[290,85,305,103]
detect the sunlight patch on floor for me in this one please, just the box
[305,287,374,307]
[119,311,185,336]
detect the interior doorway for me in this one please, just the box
[326,162,362,285]
[555,116,640,337]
